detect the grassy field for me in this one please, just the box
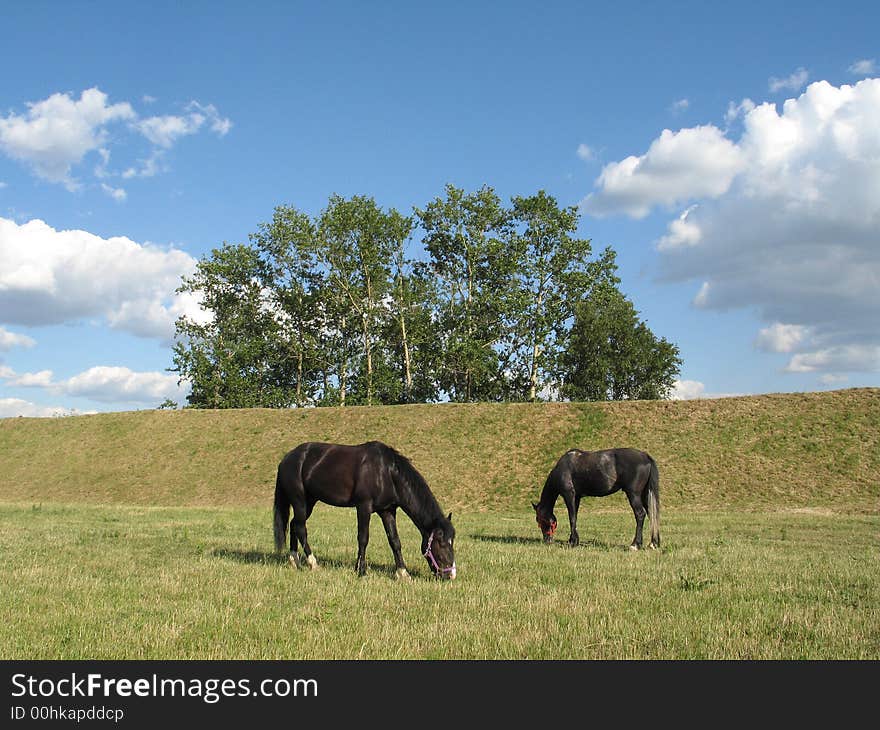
[1,502,877,660]
[1,388,878,659]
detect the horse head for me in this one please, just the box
[424,513,456,580]
[532,502,557,543]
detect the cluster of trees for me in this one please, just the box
[170,185,681,408]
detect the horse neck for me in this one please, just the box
[538,473,560,511]
[394,474,445,535]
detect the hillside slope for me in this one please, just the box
[1,388,877,513]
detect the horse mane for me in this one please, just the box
[372,442,449,531]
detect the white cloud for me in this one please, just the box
[0,88,231,193]
[670,98,690,113]
[0,398,81,418]
[657,205,701,250]
[576,143,594,161]
[754,323,811,353]
[819,373,848,385]
[784,346,880,373]
[848,59,876,75]
[1,364,189,405]
[670,379,706,399]
[7,369,54,387]
[134,101,232,148]
[584,78,880,378]
[769,67,809,93]
[0,326,35,351]
[100,183,127,202]
[63,366,187,403]
[0,216,202,342]
[0,88,135,189]
[581,125,745,218]
[670,379,743,400]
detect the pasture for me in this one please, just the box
[1,504,877,660]
[1,388,878,659]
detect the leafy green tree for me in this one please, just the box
[504,191,617,401]
[560,284,682,401]
[250,205,323,406]
[416,184,515,401]
[172,243,290,408]
[315,195,399,406]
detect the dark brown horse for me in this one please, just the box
[274,441,456,579]
[532,448,660,550]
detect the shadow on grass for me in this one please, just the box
[211,548,432,580]
[470,534,624,551]
[470,534,543,545]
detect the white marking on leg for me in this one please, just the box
[395,568,411,581]
[305,554,318,570]
[629,544,639,551]
[289,552,301,568]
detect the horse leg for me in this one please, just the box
[379,509,410,580]
[625,490,646,551]
[291,498,318,570]
[563,489,580,547]
[355,504,371,577]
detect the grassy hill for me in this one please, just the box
[0,388,877,514]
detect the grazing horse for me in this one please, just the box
[532,448,660,550]
[273,441,456,580]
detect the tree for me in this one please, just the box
[315,195,399,406]
[250,205,323,406]
[504,191,617,402]
[560,284,682,401]
[416,184,515,401]
[172,243,290,408]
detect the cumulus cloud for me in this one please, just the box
[63,366,188,403]
[669,379,741,400]
[0,397,81,418]
[134,101,232,148]
[849,59,876,75]
[0,88,135,189]
[100,183,127,202]
[581,125,745,218]
[0,216,206,342]
[583,78,880,379]
[0,326,35,351]
[754,323,811,353]
[1,364,189,404]
[576,143,594,161]
[768,67,809,93]
[784,346,880,374]
[0,88,231,193]
[7,369,54,387]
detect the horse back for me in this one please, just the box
[278,441,396,508]
[568,447,653,496]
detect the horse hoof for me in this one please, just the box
[395,568,412,581]
[649,543,658,550]
[305,554,318,570]
[629,544,640,551]
[289,553,301,568]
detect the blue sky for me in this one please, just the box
[1,0,878,415]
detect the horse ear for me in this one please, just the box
[531,502,539,511]
[447,512,453,522]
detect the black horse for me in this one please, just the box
[273,441,456,580]
[532,448,660,550]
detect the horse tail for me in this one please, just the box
[273,463,291,553]
[646,456,660,548]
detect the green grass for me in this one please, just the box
[1,390,877,659]
[2,502,877,660]
[1,389,877,513]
